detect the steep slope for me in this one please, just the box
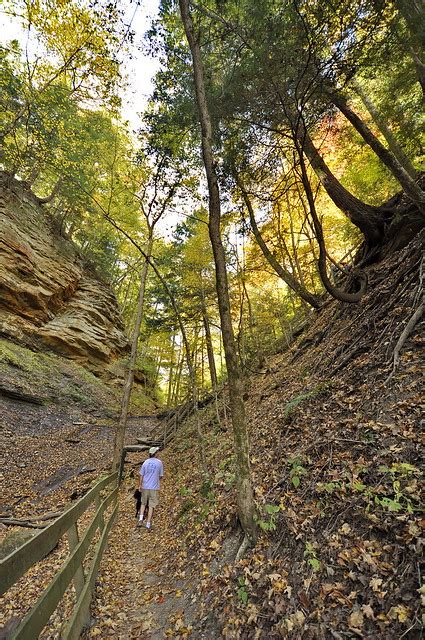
[0,172,129,376]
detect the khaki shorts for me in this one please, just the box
[141,489,159,508]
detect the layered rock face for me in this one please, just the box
[0,173,129,374]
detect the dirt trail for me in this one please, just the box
[85,452,200,639]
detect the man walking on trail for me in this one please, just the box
[137,446,163,530]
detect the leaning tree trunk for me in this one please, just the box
[295,138,368,303]
[237,174,321,309]
[179,0,257,548]
[351,80,419,180]
[300,128,387,244]
[331,92,424,213]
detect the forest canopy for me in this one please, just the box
[1,0,423,400]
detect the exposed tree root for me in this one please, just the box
[235,533,253,562]
[386,302,424,383]
[0,518,46,529]
[385,254,424,383]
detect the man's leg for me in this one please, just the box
[146,505,154,529]
[138,495,147,525]
[145,490,159,529]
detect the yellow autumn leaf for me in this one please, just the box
[388,604,411,623]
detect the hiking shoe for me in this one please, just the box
[146,522,151,531]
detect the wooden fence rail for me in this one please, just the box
[0,471,118,639]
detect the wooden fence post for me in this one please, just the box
[66,523,85,603]
[94,494,105,531]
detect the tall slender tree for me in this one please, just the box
[179,0,257,550]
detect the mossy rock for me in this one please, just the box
[0,529,34,560]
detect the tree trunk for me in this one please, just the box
[300,128,387,244]
[351,80,419,180]
[112,236,153,470]
[295,140,368,303]
[172,351,184,405]
[237,176,322,309]
[200,285,218,390]
[394,0,425,94]
[167,332,176,407]
[179,0,257,546]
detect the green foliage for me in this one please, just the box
[304,542,320,572]
[255,503,280,532]
[373,463,420,514]
[288,458,308,489]
[178,499,196,519]
[200,479,214,500]
[316,461,421,516]
[237,577,249,605]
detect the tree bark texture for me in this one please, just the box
[201,285,218,390]
[179,0,257,545]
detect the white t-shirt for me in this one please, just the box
[140,458,163,490]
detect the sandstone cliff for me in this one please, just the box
[0,173,129,375]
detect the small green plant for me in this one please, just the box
[218,457,232,470]
[304,542,320,571]
[256,503,280,531]
[373,463,420,514]
[177,499,196,519]
[289,458,308,488]
[195,501,214,524]
[237,577,249,604]
[179,486,192,496]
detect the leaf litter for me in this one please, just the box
[1,233,424,638]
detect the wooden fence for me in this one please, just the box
[0,471,118,639]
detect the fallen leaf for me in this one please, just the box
[340,522,351,535]
[348,609,364,629]
[361,603,375,619]
[370,576,383,592]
